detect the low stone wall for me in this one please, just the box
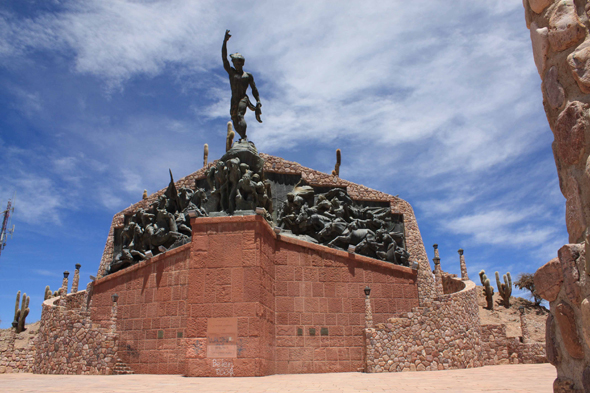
[365,279,482,372]
[365,276,547,373]
[441,273,465,295]
[33,293,119,375]
[0,330,36,373]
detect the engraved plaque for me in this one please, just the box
[207,317,238,358]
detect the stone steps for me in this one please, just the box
[113,360,134,375]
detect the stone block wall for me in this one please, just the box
[523,0,590,389]
[33,294,118,375]
[365,276,547,373]
[90,214,420,376]
[365,279,481,372]
[0,330,36,373]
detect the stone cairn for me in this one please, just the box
[432,244,443,296]
[458,248,469,280]
[479,270,494,310]
[72,263,81,293]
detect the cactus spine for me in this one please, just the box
[226,121,235,152]
[332,149,341,176]
[13,291,30,333]
[496,271,512,308]
[479,270,494,310]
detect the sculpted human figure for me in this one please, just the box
[222,30,262,141]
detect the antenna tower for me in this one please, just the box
[0,193,16,260]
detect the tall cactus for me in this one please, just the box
[495,271,512,308]
[12,291,30,333]
[203,143,209,167]
[332,149,341,176]
[44,285,55,300]
[479,270,494,310]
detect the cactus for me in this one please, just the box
[496,271,512,308]
[142,189,147,200]
[44,285,52,300]
[226,121,235,152]
[479,270,494,310]
[331,149,341,176]
[12,291,29,333]
[204,143,209,167]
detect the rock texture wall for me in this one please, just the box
[524,0,590,390]
[365,277,547,373]
[0,329,36,373]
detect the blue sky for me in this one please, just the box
[0,0,565,328]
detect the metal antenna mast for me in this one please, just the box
[0,192,16,260]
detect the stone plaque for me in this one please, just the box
[207,317,238,358]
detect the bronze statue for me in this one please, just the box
[222,30,262,141]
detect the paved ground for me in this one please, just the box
[0,364,556,392]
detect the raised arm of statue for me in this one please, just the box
[222,29,231,74]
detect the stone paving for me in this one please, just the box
[0,364,555,392]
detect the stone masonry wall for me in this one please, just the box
[365,279,481,373]
[365,276,547,373]
[0,330,36,373]
[32,292,119,375]
[524,0,590,390]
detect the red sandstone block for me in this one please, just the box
[287,313,300,325]
[210,303,233,317]
[248,317,260,337]
[276,347,289,361]
[326,313,338,325]
[242,230,257,250]
[337,313,349,326]
[326,348,339,361]
[350,347,363,361]
[288,361,303,374]
[348,312,360,326]
[276,313,289,325]
[276,360,289,374]
[350,298,364,313]
[172,286,182,301]
[276,297,295,313]
[276,336,297,347]
[288,282,301,297]
[304,298,319,313]
[337,348,350,361]
[233,302,255,316]
[313,313,325,325]
[294,297,304,312]
[324,283,336,297]
[303,267,319,282]
[215,285,232,303]
[300,282,312,297]
[312,282,324,297]
[313,347,327,361]
[276,265,294,281]
[374,299,389,314]
[301,313,313,325]
[372,271,387,283]
[404,284,418,299]
[287,250,300,266]
[330,336,345,347]
[328,298,343,313]
[242,249,257,266]
[170,316,181,328]
[276,325,294,336]
[186,317,207,337]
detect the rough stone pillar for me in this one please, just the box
[71,264,81,293]
[61,271,70,296]
[364,286,373,329]
[519,306,530,344]
[433,257,443,296]
[110,293,119,333]
[458,249,469,280]
[433,244,440,259]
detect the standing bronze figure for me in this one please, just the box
[222,30,262,141]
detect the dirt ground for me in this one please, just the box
[476,285,548,343]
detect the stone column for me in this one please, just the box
[433,257,443,296]
[61,271,70,296]
[433,244,440,259]
[458,249,469,280]
[71,264,81,293]
[364,286,373,329]
[519,306,530,344]
[110,293,119,333]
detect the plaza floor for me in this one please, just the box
[0,364,556,392]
